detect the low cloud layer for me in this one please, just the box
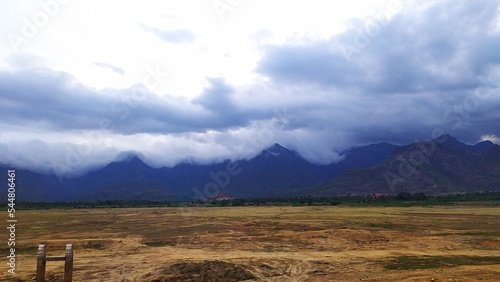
[0,0,499,177]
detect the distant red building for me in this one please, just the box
[370,193,397,198]
[210,192,235,201]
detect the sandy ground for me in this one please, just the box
[1,206,499,281]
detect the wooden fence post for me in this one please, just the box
[35,244,73,282]
[36,244,46,282]
[64,244,73,282]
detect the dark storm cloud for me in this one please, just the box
[354,0,500,94]
[256,0,500,145]
[140,24,195,44]
[256,41,361,88]
[0,69,261,135]
[258,0,499,94]
[0,69,111,129]
[193,78,234,112]
[191,78,251,127]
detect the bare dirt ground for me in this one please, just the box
[2,206,499,281]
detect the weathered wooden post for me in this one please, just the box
[36,244,46,282]
[35,244,73,282]
[64,244,73,282]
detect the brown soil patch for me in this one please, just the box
[148,260,256,282]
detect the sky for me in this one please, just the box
[0,0,499,177]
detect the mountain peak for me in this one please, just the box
[263,143,294,157]
[441,135,462,144]
[433,135,493,153]
[434,134,454,143]
[267,143,287,151]
[113,151,146,163]
[474,140,494,151]
[433,134,469,150]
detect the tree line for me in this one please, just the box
[3,191,498,209]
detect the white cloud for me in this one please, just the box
[481,135,500,144]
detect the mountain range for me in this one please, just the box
[1,135,498,202]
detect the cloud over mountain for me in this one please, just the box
[0,0,498,176]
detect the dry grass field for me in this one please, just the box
[2,205,499,281]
